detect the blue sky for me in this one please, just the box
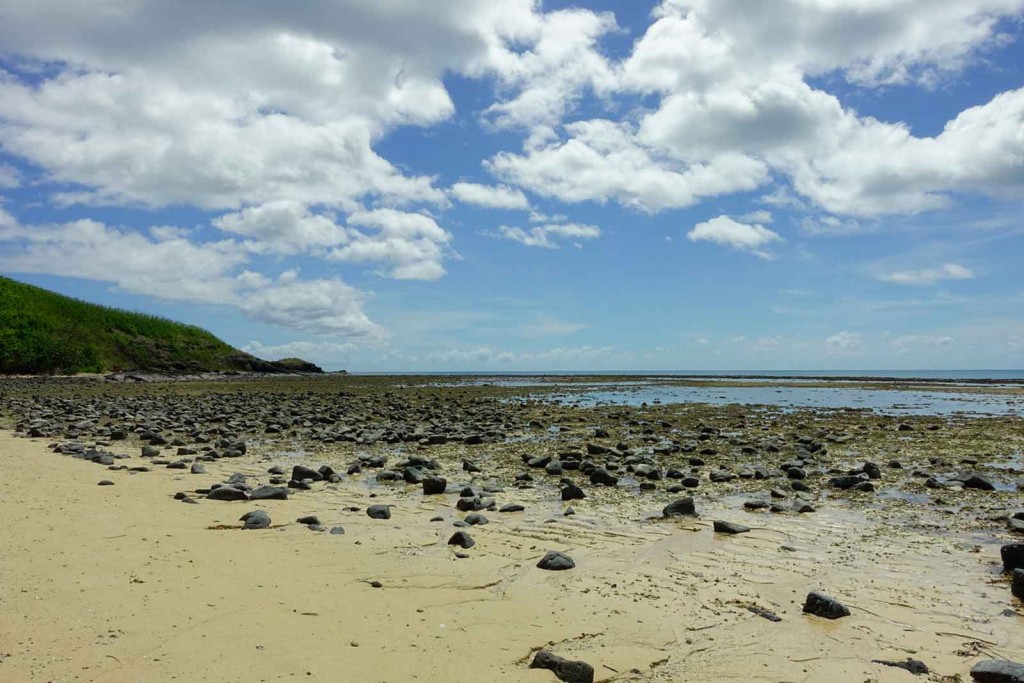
[0,0,1022,371]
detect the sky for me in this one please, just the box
[0,0,1022,372]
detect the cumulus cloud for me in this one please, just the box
[878,263,975,285]
[497,222,601,249]
[0,213,383,338]
[449,182,530,210]
[687,215,782,259]
[242,340,358,364]
[825,330,863,353]
[329,208,452,281]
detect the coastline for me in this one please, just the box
[1,375,1022,681]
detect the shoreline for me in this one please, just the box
[1,376,1022,681]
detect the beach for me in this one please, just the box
[0,374,1022,682]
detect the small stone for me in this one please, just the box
[464,512,489,526]
[448,531,475,549]
[240,510,271,530]
[329,526,345,535]
[537,551,575,571]
[97,480,114,486]
[561,483,586,501]
[366,504,391,520]
[713,520,751,534]
[296,515,321,526]
[971,660,1024,683]
[499,503,525,513]
[663,497,697,517]
[529,650,594,683]
[802,591,850,619]
[422,476,447,495]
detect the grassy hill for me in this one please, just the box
[0,276,322,375]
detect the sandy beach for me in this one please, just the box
[1,375,1022,682]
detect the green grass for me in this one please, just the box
[0,276,249,374]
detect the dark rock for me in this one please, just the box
[464,512,488,526]
[1014,568,1024,601]
[714,520,750,534]
[499,503,525,513]
[529,650,594,683]
[448,531,475,549]
[802,591,850,619]
[422,476,447,495]
[561,483,586,501]
[190,463,206,474]
[971,660,1024,683]
[296,515,321,526]
[249,486,289,501]
[329,526,345,535]
[829,475,867,490]
[1002,544,1024,573]
[206,486,247,501]
[872,659,929,676]
[663,497,697,517]
[97,479,114,486]
[366,504,391,520]
[589,468,618,486]
[958,473,996,491]
[537,551,575,571]
[291,465,323,482]
[240,510,271,530]
[462,460,481,473]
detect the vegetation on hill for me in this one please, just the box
[0,276,322,375]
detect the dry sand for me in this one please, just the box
[1,428,1021,682]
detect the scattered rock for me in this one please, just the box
[448,531,475,549]
[366,504,391,520]
[529,650,594,683]
[803,591,850,619]
[971,660,1024,683]
[537,551,575,571]
[663,497,697,517]
[713,520,751,535]
[240,510,271,530]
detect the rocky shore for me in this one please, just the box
[0,374,1022,682]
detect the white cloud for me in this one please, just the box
[242,340,357,363]
[0,214,383,338]
[687,215,782,259]
[878,263,975,285]
[489,119,769,212]
[213,201,350,255]
[497,222,600,249]
[825,330,863,353]
[449,182,529,210]
[429,344,625,368]
[329,208,452,281]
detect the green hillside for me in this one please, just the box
[0,276,320,375]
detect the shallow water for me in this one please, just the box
[535,383,1022,416]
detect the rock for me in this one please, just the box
[206,486,248,501]
[296,515,321,526]
[872,659,929,676]
[529,650,594,683]
[971,660,1024,683]
[464,512,488,526]
[141,445,160,457]
[291,464,323,482]
[97,479,114,486]
[366,504,392,520]
[462,460,481,473]
[561,483,586,501]
[802,591,850,619]
[240,510,271,530]
[329,526,345,535]
[662,497,697,517]
[448,531,475,549]
[190,463,206,474]
[1014,568,1024,601]
[713,520,751,534]
[499,503,525,513]
[681,476,701,488]
[422,476,447,495]
[958,473,996,491]
[1002,544,1024,573]
[589,468,618,486]
[537,551,575,571]
[248,486,289,501]
[829,475,867,490]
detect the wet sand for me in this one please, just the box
[1,423,1022,682]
